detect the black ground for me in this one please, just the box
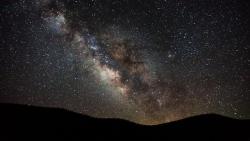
[0,103,249,140]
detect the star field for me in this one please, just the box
[0,0,250,124]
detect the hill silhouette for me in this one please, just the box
[0,103,249,140]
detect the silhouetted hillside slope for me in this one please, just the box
[0,103,249,140]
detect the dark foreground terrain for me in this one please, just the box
[0,103,249,140]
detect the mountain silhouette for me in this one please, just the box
[0,103,249,140]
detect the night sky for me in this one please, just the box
[1,0,250,124]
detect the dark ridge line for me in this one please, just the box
[0,103,248,126]
[1,103,250,140]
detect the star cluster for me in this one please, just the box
[1,0,250,124]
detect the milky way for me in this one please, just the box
[1,0,250,124]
